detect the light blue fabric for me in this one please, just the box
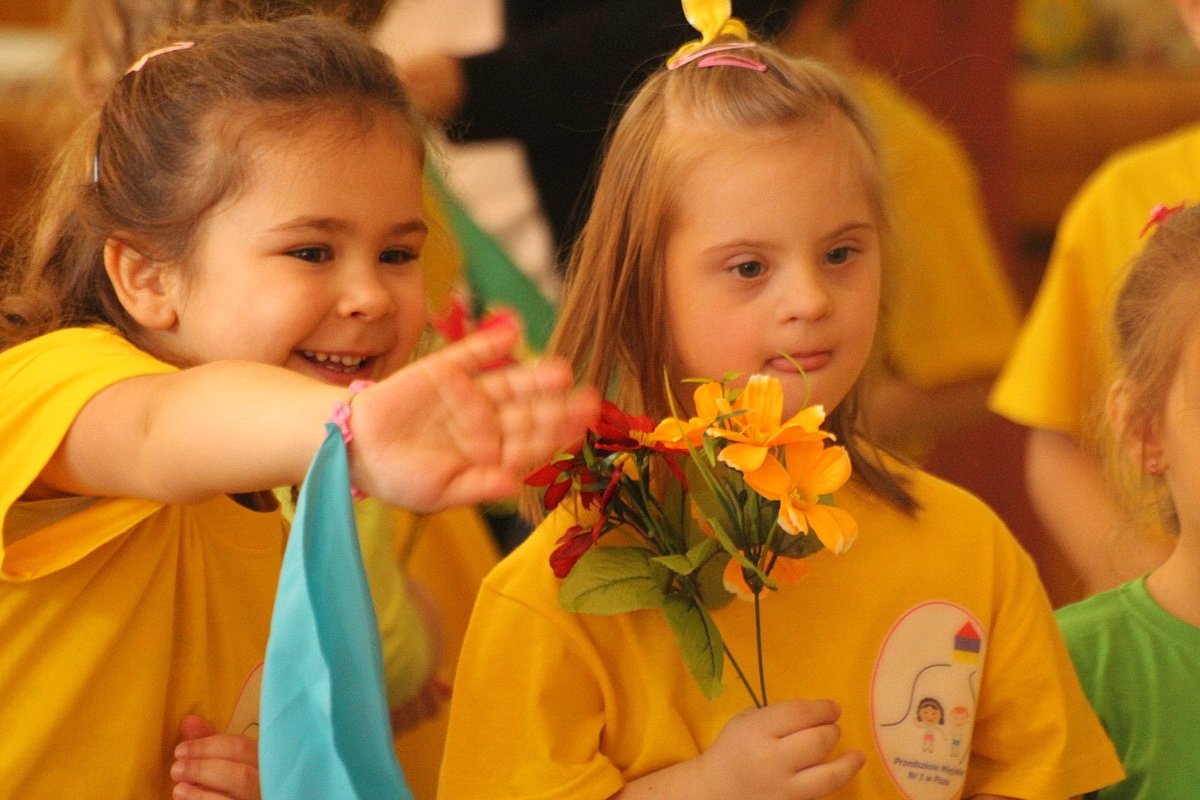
[260,424,412,800]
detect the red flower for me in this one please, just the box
[524,444,601,511]
[591,400,656,452]
[549,524,595,578]
[431,295,522,370]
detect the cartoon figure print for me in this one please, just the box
[913,697,944,753]
[871,601,985,800]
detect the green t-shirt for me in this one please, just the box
[1056,576,1200,799]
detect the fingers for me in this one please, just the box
[754,698,842,738]
[172,733,260,800]
[171,757,260,800]
[179,714,218,742]
[788,749,865,797]
[175,732,258,765]
[427,323,520,376]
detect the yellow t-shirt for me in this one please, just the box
[856,71,1021,392]
[394,505,501,800]
[440,466,1122,799]
[0,327,285,799]
[990,124,1200,438]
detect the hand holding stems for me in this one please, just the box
[171,715,259,800]
[614,700,864,800]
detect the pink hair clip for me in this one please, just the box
[125,41,195,75]
[1138,202,1186,238]
[668,41,763,71]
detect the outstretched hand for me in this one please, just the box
[171,715,259,800]
[349,323,598,512]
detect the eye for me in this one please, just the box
[380,247,418,265]
[288,246,331,263]
[732,260,766,279]
[825,245,857,266]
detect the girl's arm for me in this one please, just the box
[1025,428,1171,598]
[36,325,597,511]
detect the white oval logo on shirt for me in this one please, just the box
[870,600,985,799]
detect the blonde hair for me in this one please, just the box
[548,40,915,513]
[0,15,425,351]
[1105,205,1200,533]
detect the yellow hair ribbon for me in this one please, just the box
[668,0,751,68]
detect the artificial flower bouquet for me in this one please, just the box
[525,374,857,704]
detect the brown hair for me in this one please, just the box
[1105,205,1200,533]
[65,0,393,106]
[0,15,424,351]
[546,40,915,513]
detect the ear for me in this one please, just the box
[103,237,180,330]
[1107,378,1165,476]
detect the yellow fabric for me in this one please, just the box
[856,71,1021,391]
[394,505,501,800]
[440,467,1122,799]
[0,327,285,799]
[991,124,1200,438]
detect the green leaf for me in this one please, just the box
[559,547,667,615]
[694,550,735,610]
[661,595,725,700]
[651,537,717,576]
[774,529,826,559]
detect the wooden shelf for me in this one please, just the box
[1014,67,1200,238]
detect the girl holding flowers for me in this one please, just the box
[439,5,1122,799]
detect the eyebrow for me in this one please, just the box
[701,222,877,254]
[266,217,428,237]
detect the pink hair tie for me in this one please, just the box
[668,41,763,71]
[1138,202,1186,238]
[329,379,375,500]
[125,41,194,75]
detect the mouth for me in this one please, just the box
[767,351,831,373]
[297,349,378,379]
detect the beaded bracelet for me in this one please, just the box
[328,379,375,499]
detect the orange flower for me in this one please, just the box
[743,440,857,553]
[645,381,726,451]
[711,375,830,474]
[722,554,809,601]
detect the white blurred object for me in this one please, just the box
[0,27,62,83]
[376,0,561,302]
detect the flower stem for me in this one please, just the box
[723,643,762,708]
[754,588,768,706]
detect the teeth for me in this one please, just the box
[301,350,367,369]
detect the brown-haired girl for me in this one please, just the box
[0,15,595,800]
[438,20,1122,800]
[1056,204,1200,799]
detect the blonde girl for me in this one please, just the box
[439,32,1122,800]
[1056,204,1200,799]
[0,16,594,800]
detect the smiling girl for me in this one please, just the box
[0,16,595,799]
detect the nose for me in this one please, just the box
[337,262,395,321]
[779,261,832,323]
